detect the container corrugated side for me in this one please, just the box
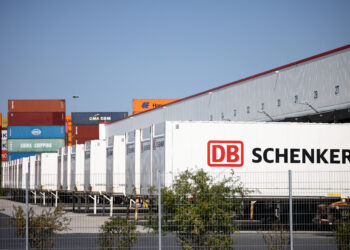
[8,126,65,139]
[8,112,65,126]
[8,139,65,153]
[72,125,99,138]
[7,153,38,161]
[71,112,128,125]
[8,99,65,112]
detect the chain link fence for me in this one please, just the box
[1,170,349,249]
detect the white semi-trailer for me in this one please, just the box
[133,121,350,198]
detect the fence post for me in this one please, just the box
[289,170,293,250]
[25,172,29,250]
[158,169,162,250]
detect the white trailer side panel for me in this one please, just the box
[39,153,58,191]
[84,140,107,193]
[29,156,35,190]
[63,146,72,190]
[151,121,350,198]
[70,144,85,192]
[106,135,126,194]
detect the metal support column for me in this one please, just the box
[25,173,29,250]
[158,169,162,250]
[289,170,293,250]
[89,195,97,214]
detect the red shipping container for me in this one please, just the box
[8,99,65,112]
[1,150,7,161]
[8,112,65,126]
[72,125,99,138]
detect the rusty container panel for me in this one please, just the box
[8,99,65,112]
[8,112,65,126]
[72,125,99,138]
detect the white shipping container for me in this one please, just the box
[139,121,350,198]
[106,135,126,194]
[63,146,72,190]
[35,153,58,191]
[84,140,107,193]
[70,144,85,192]
[57,148,63,190]
[125,130,141,195]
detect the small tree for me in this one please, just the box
[261,224,290,250]
[150,169,246,249]
[335,218,350,250]
[98,217,138,250]
[11,206,71,249]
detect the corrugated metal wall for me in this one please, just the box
[103,47,350,138]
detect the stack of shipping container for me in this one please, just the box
[71,112,128,145]
[1,115,7,162]
[65,115,72,146]
[7,100,66,161]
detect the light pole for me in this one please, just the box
[72,96,79,113]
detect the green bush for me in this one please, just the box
[335,219,350,250]
[149,169,247,249]
[11,206,71,249]
[98,217,138,250]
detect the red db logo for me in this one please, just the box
[207,141,244,167]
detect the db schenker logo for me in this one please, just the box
[207,140,244,167]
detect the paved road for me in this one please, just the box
[0,198,338,249]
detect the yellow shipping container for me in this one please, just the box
[133,99,179,114]
[1,117,8,128]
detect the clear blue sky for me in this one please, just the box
[1,0,349,116]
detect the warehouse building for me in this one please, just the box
[100,44,350,138]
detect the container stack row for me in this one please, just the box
[2,121,350,199]
[7,100,66,161]
[71,112,128,145]
[1,116,8,162]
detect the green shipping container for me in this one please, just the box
[8,139,65,153]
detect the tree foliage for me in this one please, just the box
[11,206,71,249]
[98,217,138,250]
[335,218,350,250]
[150,169,246,249]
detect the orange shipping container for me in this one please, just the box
[8,99,65,112]
[133,99,179,114]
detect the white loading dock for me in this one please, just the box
[125,130,141,195]
[63,146,72,191]
[57,148,63,190]
[137,121,350,198]
[35,153,58,191]
[100,45,350,138]
[70,144,85,192]
[106,135,126,194]
[84,140,107,193]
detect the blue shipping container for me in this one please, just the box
[7,153,38,161]
[72,112,128,125]
[8,126,65,139]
